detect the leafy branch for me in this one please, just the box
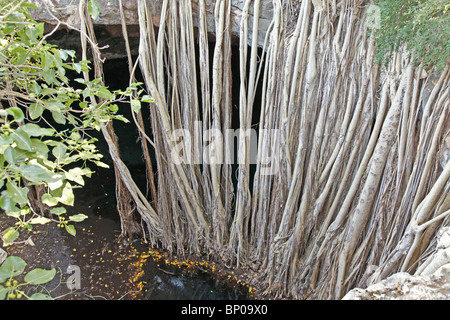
[0,255,55,300]
[0,0,154,241]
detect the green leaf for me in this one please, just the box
[29,103,44,120]
[29,292,53,300]
[7,11,26,22]
[65,168,85,186]
[0,269,13,284]
[69,214,88,222]
[43,68,55,85]
[29,216,51,225]
[60,48,75,60]
[6,181,29,205]
[141,95,156,103]
[96,87,114,100]
[46,100,65,112]
[11,128,33,152]
[31,139,49,156]
[109,104,119,113]
[88,0,100,20]
[2,228,19,247]
[0,285,9,300]
[22,2,39,9]
[30,83,42,96]
[14,46,28,65]
[69,132,82,142]
[0,135,13,146]
[50,207,66,216]
[24,268,56,285]
[5,208,21,219]
[21,124,55,137]
[6,107,25,123]
[0,267,13,284]
[0,192,14,212]
[12,149,28,163]
[36,22,45,38]
[57,49,68,61]
[114,115,129,123]
[65,224,76,236]
[66,50,76,58]
[19,165,61,185]
[52,144,67,159]
[72,63,82,74]
[40,88,57,96]
[51,110,66,125]
[4,147,16,164]
[94,161,110,169]
[0,256,26,282]
[42,51,54,70]
[82,89,92,99]
[19,164,48,180]
[81,167,93,177]
[57,182,74,206]
[48,178,63,191]
[2,23,15,35]
[41,193,58,207]
[130,99,141,113]
[25,27,38,43]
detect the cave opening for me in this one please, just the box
[46,24,266,222]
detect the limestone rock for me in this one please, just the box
[343,227,450,300]
[342,270,450,300]
[30,0,274,48]
[30,0,139,27]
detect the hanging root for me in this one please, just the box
[78,0,450,299]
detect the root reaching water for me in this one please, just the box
[75,0,449,299]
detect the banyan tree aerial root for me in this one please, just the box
[76,0,449,299]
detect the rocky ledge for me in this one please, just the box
[343,227,450,300]
[29,0,274,60]
[343,270,450,300]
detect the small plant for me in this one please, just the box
[1,207,88,246]
[371,0,450,70]
[0,255,56,300]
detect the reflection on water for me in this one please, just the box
[145,272,248,300]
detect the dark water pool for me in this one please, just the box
[63,166,249,300]
[144,269,248,300]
